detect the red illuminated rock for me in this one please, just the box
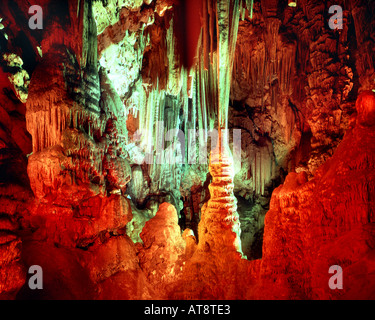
[138,203,185,295]
[18,234,153,299]
[356,90,375,127]
[0,212,25,299]
[0,113,28,298]
[3,0,137,299]
[1,0,375,301]
[24,194,133,248]
[252,92,375,299]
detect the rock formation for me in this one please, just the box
[0,0,374,300]
[250,90,375,299]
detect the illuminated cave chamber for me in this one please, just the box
[0,0,375,300]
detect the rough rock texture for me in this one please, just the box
[1,0,147,299]
[0,0,375,300]
[167,147,252,300]
[18,235,154,299]
[249,90,375,299]
[198,146,243,256]
[165,91,375,300]
[229,0,375,257]
[137,202,186,296]
[0,30,32,298]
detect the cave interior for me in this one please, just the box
[0,0,375,300]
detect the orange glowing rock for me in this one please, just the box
[356,90,375,127]
[198,144,244,257]
[138,203,186,293]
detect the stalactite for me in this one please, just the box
[129,0,247,223]
[264,18,280,111]
[246,0,254,19]
[216,0,240,130]
[278,44,296,96]
[233,40,267,99]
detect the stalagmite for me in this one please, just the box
[198,0,243,256]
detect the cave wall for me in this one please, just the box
[0,0,374,299]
